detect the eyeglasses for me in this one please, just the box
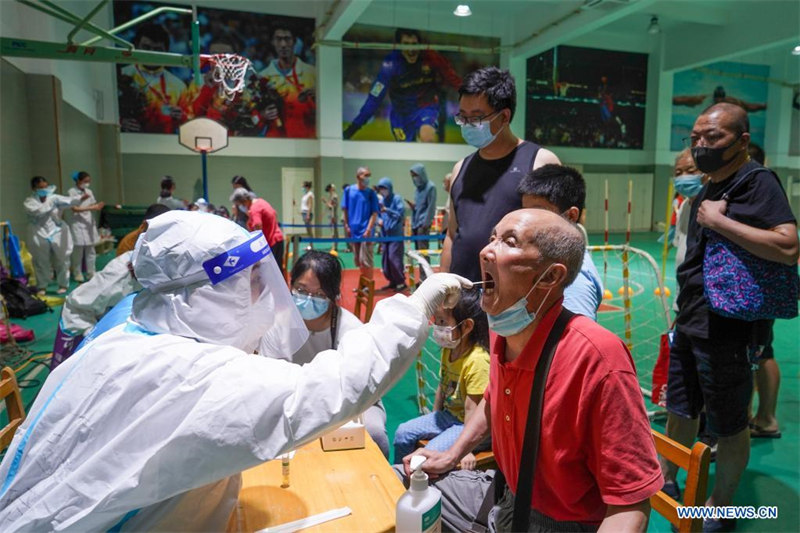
[454,111,500,127]
[682,132,727,149]
[292,287,328,300]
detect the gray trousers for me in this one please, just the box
[392,468,597,533]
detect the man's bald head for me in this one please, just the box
[514,209,585,286]
[699,102,749,137]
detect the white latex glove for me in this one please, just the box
[407,273,473,318]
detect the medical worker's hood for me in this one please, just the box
[131,211,307,354]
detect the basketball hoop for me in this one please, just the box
[202,53,253,101]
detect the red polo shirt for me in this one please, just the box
[485,301,662,524]
[248,198,284,248]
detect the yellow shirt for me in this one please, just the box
[440,344,490,422]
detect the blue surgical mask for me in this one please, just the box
[36,185,56,198]
[460,114,501,149]
[292,291,330,320]
[487,265,554,337]
[361,178,370,187]
[673,174,704,198]
[238,204,248,214]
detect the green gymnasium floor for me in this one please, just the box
[2,232,798,532]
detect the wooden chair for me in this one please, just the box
[418,439,497,470]
[0,366,26,452]
[650,429,711,533]
[353,275,375,322]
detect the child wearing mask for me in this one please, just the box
[393,289,489,468]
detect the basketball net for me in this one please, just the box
[206,53,252,101]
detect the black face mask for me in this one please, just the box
[691,135,743,173]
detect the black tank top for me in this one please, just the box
[449,141,541,281]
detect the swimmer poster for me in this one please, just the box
[113,1,316,138]
[525,45,648,150]
[670,61,769,151]
[342,24,500,143]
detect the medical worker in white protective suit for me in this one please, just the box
[23,175,84,294]
[50,251,141,369]
[0,210,470,531]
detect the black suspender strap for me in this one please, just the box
[512,308,575,532]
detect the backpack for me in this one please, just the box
[0,278,50,318]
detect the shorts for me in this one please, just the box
[750,319,775,361]
[352,241,374,270]
[390,105,438,142]
[666,329,753,437]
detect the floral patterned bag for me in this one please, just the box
[702,168,799,321]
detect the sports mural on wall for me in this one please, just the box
[114,1,316,138]
[342,24,500,143]
[526,45,649,150]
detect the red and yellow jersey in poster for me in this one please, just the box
[259,57,316,138]
[120,64,192,133]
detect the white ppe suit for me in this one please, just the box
[23,191,79,289]
[0,211,466,531]
[67,186,100,279]
[60,251,140,335]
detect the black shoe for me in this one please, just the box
[703,518,736,532]
[377,283,394,291]
[394,283,408,292]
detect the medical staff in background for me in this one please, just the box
[67,171,104,283]
[0,211,470,531]
[23,176,83,294]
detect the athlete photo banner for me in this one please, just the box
[526,45,648,150]
[114,1,316,138]
[342,24,499,144]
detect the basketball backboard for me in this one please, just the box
[178,118,228,153]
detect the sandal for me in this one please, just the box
[749,422,781,439]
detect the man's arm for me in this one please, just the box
[403,396,491,476]
[342,207,351,237]
[364,212,378,238]
[532,147,561,170]
[698,199,799,265]
[440,159,463,272]
[598,501,650,533]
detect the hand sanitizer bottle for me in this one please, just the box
[396,455,442,533]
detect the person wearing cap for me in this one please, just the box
[67,171,104,283]
[376,177,407,291]
[231,188,285,275]
[0,211,471,531]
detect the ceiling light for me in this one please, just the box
[454,5,472,17]
[792,45,800,56]
[647,16,660,35]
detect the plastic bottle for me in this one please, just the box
[395,455,442,533]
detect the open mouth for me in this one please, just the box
[481,272,496,294]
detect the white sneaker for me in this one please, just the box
[73,273,85,283]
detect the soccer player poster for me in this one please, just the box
[342,24,499,143]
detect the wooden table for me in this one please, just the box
[229,435,405,532]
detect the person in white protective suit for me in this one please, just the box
[0,210,469,531]
[50,250,141,370]
[23,176,85,294]
[67,171,105,282]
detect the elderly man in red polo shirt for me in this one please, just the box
[403,209,661,532]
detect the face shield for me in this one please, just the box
[132,212,308,355]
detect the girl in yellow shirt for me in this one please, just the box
[393,289,489,468]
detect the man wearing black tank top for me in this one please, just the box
[441,67,561,282]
